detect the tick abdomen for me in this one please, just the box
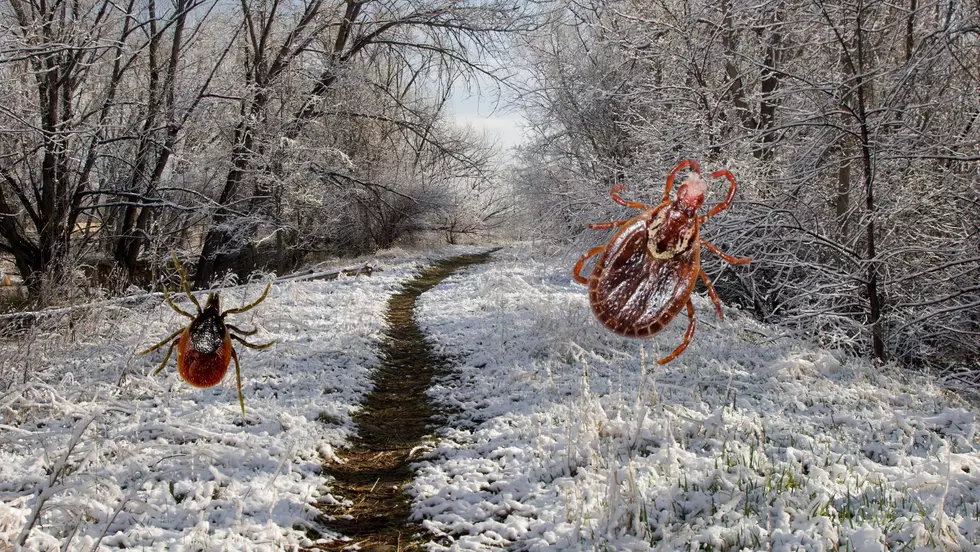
[177,328,232,388]
[590,216,699,337]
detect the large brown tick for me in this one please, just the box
[140,252,275,415]
[574,160,751,364]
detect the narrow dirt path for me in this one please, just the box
[314,251,497,552]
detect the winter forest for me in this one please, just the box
[1,0,979,550]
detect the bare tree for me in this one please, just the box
[192,0,537,287]
[107,0,236,282]
[511,0,979,368]
[0,0,227,301]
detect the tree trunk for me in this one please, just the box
[192,0,342,287]
[836,145,852,242]
[861,136,886,363]
[756,3,782,161]
[194,112,259,288]
[854,19,887,363]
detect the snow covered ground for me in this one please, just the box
[0,245,484,551]
[1,243,978,551]
[411,244,980,551]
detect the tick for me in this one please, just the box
[573,160,751,364]
[140,252,275,415]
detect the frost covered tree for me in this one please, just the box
[0,0,231,301]
[190,0,538,287]
[0,0,535,301]
[512,0,979,369]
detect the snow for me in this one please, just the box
[410,244,980,551]
[1,242,978,551]
[0,245,485,550]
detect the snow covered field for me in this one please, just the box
[1,243,978,551]
[412,245,980,551]
[0,246,484,550]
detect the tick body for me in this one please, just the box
[574,160,750,364]
[176,299,234,388]
[140,252,275,415]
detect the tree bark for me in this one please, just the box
[836,145,852,242]
[853,13,887,363]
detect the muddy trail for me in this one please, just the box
[314,251,497,551]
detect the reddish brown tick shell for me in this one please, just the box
[176,327,232,388]
[588,207,700,337]
[574,159,750,364]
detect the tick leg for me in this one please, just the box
[573,246,605,284]
[664,160,701,202]
[232,348,245,417]
[231,334,276,350]
[610,185,650,210]
[163,287,195,319]
[588,219,631,230]
[222,280,273,316]
[699,268,724,320]
[151,337,180,376]
[226,324,258,336]
[702,240,751,265]
[657,300,696,365]
[704,170,738,220]
[140,326,185,355]
[171,250,202,313]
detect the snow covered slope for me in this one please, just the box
[411,245,980,551]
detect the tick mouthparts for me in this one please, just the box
[678,173,707,206]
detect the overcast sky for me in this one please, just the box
[449,85,527,152]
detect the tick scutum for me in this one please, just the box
[189,310,225,354]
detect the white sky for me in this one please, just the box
[448,85,527,152]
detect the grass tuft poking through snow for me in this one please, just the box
[410,244,980,551]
